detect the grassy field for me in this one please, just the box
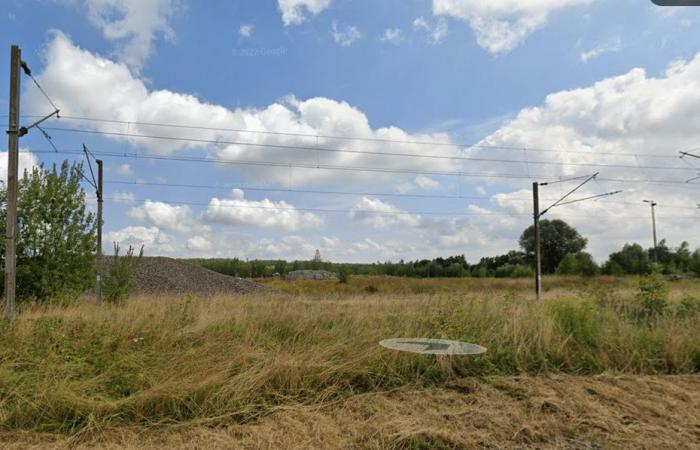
[1,275,699,448]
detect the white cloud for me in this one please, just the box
[129,200,191,231]
[112,191,136,203]
[83,0,178,71]
[580,37,623,63]
[332,22,362,47]
[349,197,422,229]
[278,0,330,26]
[414,174,440,190]
[466,56,700,258]
[239,24,254,38]
[103,225,175,254]
[381,28,404,44]
[204,189,323,231]
[432,0,596,53]
[27,33,460,187]
[116,163,135,177]
[0,150,39,185]
[413,16,448,44]
[475,56,700,177]
[396,182,414,194]
[397,175,440,192]
[322,236,340,248]
[186,235,212,252]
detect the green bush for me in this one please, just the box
[0,162,96,302]
[690,251,700,277]
[556,252,600,276]
[102,243,143,304]
[495,263,533,278]
[510,264,534,278]
[338,266,350,284]
[635,273,668,322]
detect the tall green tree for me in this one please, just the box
[519,219,587,274]
[0,161,96,301]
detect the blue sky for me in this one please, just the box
[2,0,700,263]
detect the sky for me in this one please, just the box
[1,0,700,263]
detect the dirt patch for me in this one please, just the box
[131,257,279,297]
[2,375,698,449]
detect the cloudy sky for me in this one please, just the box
[2,0,700,263]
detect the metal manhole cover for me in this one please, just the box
[379,338,487,355]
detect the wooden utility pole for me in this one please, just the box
[96,159,103,305]
[4,45,21,320]
[532,182,542,300]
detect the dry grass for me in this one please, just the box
[2,375,699,449]
[0,276,699,448]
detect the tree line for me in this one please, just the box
[191,220,700,279]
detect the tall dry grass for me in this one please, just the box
[0,276,699,435]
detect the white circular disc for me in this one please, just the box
[379,338,487,355]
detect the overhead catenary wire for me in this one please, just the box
[36,126,698,172]
[8,114,687,160]
[25,148,700,187]
[107,180,494,200]
[104,180,700,210]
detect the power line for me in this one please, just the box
[37,126,695,172]
[105,180,700,209]
[26,148,700,187]
[106,180,496,201]
[10,114,684,160]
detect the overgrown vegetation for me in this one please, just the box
[0,277,698,436]
[102,243,144,304]
[0,161,96,302]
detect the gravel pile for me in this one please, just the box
[131,257,277,296]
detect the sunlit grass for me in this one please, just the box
[0,276,698,435]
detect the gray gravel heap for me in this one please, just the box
[131,257,278,296]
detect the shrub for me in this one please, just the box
[494,263,533,278]
[635,272,668,322]
[510,264,534,278]
[338,266,350,284]
[602,260,624,276]
[102,243,143,304]
[690,251,700,277]
[556,252,600,276]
